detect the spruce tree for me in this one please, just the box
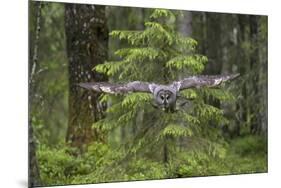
[93,9,236,178]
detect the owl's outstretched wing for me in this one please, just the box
[172,73,240,91]
[78,81,153,94]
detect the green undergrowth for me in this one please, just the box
[37,134,267,186]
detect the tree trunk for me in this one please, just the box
[177,11,192,37]
[237,15,249,136]
[249,15,260,134]
[28,123,41,187]
[65,4,108,150]
[201,13,223,113]
[29,2,42,187]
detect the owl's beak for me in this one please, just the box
[163,99,168,106]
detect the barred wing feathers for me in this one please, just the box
[78,81,153,94]
[173,74,240,91]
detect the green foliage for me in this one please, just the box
[32,116,50,145]
[36,135,267,185]
[37,145,80,185]
[30,2,68,145]
[91,8,240,180]
[150,9,175,20]
[161,124,193,137]
[230,135,267,156]
[31,4,267,186]
[168,135,267,177]
[166,54,207,73]
[94,13,237,168]
[37,142,122,186]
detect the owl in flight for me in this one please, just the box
[79,74,239,112]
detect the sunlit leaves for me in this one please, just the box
[181,113,200,125]
[180,89,198,99]
[144,21,174,45]
[149,9,175,20]
[110,30,144,46]
[110,20,195,49]
[95,61,128,76]
[161,124,193,137]
[122,93,152,108]
[201,88,236,102]
[115,47,167,62]
[194,103,229,125]
[175,34,198,51]
[166,55,207,74]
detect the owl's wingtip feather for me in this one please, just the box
[230,73,240,80]
[77,82,95,90]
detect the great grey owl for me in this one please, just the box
[78,74,239,112]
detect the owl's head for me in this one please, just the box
[148,84,178,110]
[156,90,175,107]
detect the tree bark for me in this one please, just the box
[177,11,192,37]
[29,1,42,187]
[236,15,249,136]
[249,15,261,134]
[65,4,108,150]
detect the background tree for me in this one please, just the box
[29,2,42,187]
[64,3,108,149]
[192,12,267,138]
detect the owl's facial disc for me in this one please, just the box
[165,93,170,100]
[158,90,172,107]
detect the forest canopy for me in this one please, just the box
[29,1,267,187]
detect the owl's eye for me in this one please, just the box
[166,95,170,100]
[160,95,164,100]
